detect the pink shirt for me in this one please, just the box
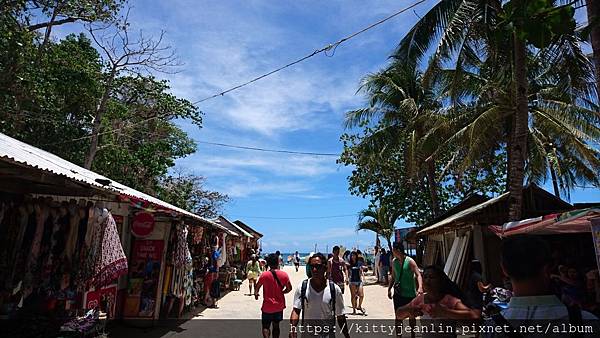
[408,294,462,318]
[258,270,290,313]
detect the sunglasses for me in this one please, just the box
[310,263,327,270]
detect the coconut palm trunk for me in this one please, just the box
[426,159,440,217]
[508,30,529,221]
[587,0,600,95]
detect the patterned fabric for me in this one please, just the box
[87,211,128,288]
[172,224,192,268]
[190,226,203,245]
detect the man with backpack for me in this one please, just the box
[255,253,293,338]
[290,253,349,338]
[484,235,598,337]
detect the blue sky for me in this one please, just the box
[57,1,600,253]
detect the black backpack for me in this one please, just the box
[299,279,337,323]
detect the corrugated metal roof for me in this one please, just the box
[0,132,226,231]
[417,191,509,235]
[213,216,241,236]
[233,220,263,238]
[215,216,254,238]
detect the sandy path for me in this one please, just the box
[194,265,395,320]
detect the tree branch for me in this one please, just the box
[27,16,88,31]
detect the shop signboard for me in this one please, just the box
[123,239,164,317]
[591,218,600,273]
[84,284,117,317]
[131,212,155,238]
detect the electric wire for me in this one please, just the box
[190,0,427,105]
[229,213,357,220]
[41,0,428,146]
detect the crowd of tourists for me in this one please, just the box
[246,235,598,338]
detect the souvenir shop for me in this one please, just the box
[416,185,572,287]
[0,191,129,337]
[0,132,225,334]
[214,216,252,269]
[232,220,263,262]
[490,207,600,315]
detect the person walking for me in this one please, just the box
[483,235,598,338]
[389,242,423,336]
[379,248,391,285]
[275,250,284,267]
[290,253,349,338]
[247,254,262,296]
[294,251,301,272]
[255,253,292,338]
[327,246,348,294]
[374,245,381,281]
[348,251,366,315]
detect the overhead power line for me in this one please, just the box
[191,0,427,105]
[195,140,339,156]
[230,213,357,220]
[41,0,427,146]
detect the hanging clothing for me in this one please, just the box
[172,224,192,268]
[217,233,227,268]
[64,202,82,260]
[88,211,128,288]
[190,226,203,245]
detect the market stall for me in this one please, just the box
[490,208,600,314]
[0,132,223,334]
[416,185,573,287]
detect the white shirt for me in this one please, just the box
[483,295,599,338]
[293,280,345,320]
[502,295,597,320]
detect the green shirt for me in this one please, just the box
[393,257,416,298]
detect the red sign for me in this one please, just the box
[131,212,155,237]
[85,284,117,317]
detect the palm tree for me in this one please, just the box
[356,204,400,251]
[426,28,600,199]
[394,0,593,219]
[586,0,600,94]
[345,62,444,216]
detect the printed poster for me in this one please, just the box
[124,239,164,317]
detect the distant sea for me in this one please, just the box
[278,252,378,265]
[280,253,310,265]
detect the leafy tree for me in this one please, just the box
[339,121,506,227]
[157,170,230,219]
[345,63,444,216]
